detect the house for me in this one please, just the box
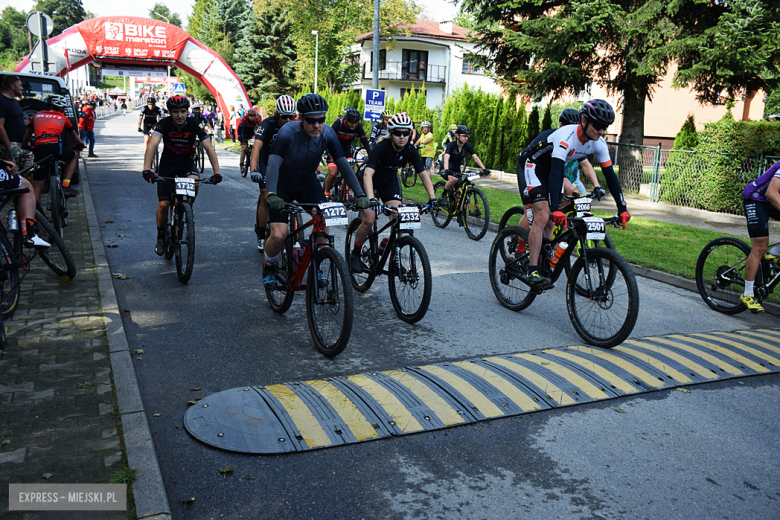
[351,20,501,109]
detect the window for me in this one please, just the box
[400,88,418,100]
[369,49,386,71]
[402,49,428,81]
[462,60,483,75]
[349,53,360,67]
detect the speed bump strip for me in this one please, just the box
[184,329,780,453]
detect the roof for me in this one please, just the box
[356,19,472,43]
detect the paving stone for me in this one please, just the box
[0,448,26,464]
[98,403,114,416]
[104,450,123,467]
[14,388,55,402]
[0,382,33,395]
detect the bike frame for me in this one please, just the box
[362,205,417,278]
[720,240,780,300]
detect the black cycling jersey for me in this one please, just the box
[445,140,475,171]
[255,116,282,168]
[369,123,388,144]
[331,118,370,158]
[152,116,209,168]
[141,106,163,126]
[189,113,210,130]
[366,138,425,184]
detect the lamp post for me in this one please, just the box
[152,12,172,77]
[311,30,319,94]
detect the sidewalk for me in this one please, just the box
[0,158,170,519]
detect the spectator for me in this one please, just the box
[80,102,98,157]
[229,105,237,143]
[121,100,127,115]
[0,75,33,171]
[215,108,224,143]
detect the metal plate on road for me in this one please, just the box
[184,329,780,454]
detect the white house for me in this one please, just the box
[351,20,501,109]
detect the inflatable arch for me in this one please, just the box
[14,16,250,117]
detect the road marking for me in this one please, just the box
[385,370,465,426]
[452,361,542,412]
[307,380,378,441]
[542,349,641,393]
[625,339,718,379]
[670,335,769,373]
[346,374,424,433]
[737,330,780,355]
[614,344,693,383]
[485,356,575,405]
[644,337,743,376]
[568,346,664,388]
[419,365,504,418]
[696,332,780,365]
[266,384,332,448]
[514,353,609,399]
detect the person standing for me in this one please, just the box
[229,105,238,143]
[82,102,98,157]
[0,75,33,171]
[215,108,224,143]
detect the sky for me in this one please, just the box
[1,0,460,28]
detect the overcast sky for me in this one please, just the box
[2,0,460,29]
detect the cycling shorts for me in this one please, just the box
[32,143,75,181]
[744,199,780,238]
[157,160,199,201]
[360,173,402,204]
[422,157,433,170]
[515,157,532,205]
[142,122,155,136]
[269,176,326,224]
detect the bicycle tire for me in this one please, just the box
[174,202,195,283]
[489,226,536,311]
[565,232,616,297]
[48,174,63,237]
[345,217,376,292]
[35,211,77,279]
[567,247,639,348]
[431,181,453,228]
[265,236,294,314]
[164,222,175,259]
[499,206,527,232]
[152,147,159,173]
[695,237,753,314]
[198,142,205,173]
[462,187,490,241]
[401,166,417,188]
[0,231,20,318]
[388,234,432,323]
[306,246,353,357]
[0,312,5,351]
[354,147,369,164]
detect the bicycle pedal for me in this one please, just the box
[531,283,553,294]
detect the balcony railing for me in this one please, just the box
[361,61,447,84]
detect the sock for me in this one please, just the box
[770,245,780,256]
[157,227,165,239]
[516,239,526,254]
[256,226,266,238]
[528,266,538,275]
[21,218,35,237]
[264,253,279,267]
[744,280,754,298]
[354,240,364,250]
[62,179,71,188]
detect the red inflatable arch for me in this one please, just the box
[15,16,250,117]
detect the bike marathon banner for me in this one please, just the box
[15,16,249,117]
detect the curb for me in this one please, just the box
[81,170,173,519]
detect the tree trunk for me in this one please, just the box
[618,71,647,194]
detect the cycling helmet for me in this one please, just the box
[449,123,457,130]
[246,107,258,116]
[344,107,361,122]
[381,109,393,119]
[456,124,471,135]
[387,113,413,131]
[559,108,581,125]
[191,104,202,110]
[580,99,615,127]
[48,95,68,108]
[296,93,328,115]
[166,95,191,111]
[147,97,156,104]
[275,95,296,115]
[420,120,432,128]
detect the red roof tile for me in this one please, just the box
[356,19,472,43]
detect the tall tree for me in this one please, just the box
[149,3,182,28]
[35,0,86,36]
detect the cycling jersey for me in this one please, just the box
[369,123,388,144]
[153,116,209,164]
[190,113,210,129]
[255,116,282,169]
[441,131,456,148]
[444,140,475,172]
[366,139,425,183]
[141,106,163,126]
[238,114,258,140]
[331,118,370,158]
[743,160,780,202]
[30,111,73,146]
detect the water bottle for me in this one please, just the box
[7,210,18,233]
[377,237,389,256]
[549,242,568,269]
[292,243,304,272]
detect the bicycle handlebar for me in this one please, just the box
[153,175,219,185]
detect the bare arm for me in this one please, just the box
[471,154,486,170]
[443,153,450,171]
[579,159,601,189]
[0,119,10,149]
[362,166,376,200]
[250,139,264,172]
[767,177,780,212]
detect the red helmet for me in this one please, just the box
[166,95,190,111]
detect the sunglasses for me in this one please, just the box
[392,130,411,137]
[280,115,295,121]
[304,116,326,125]
[591,123,608,131]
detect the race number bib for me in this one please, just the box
[318,202,348,226]
[574,197,591,217]
[466,171,480,182]
[583,216,606,241]
[398,206,421,229]
[175,177,196,197]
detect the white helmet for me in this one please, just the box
[387,113,413,131]
[275,95,296,116]
[420,120,432,128]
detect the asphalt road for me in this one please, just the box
[87,113,780,519]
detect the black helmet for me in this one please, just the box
[297,93,328,115]
[147,97,157,104]
[456,124,471,135]
[344,107,361,122]
[166,95,190,111]
[559,108,581,126]
[580,99,615,127]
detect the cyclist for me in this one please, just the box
[262,93,370,288]
[249,95,297,253]
[349,113,438,273]
[237,107,260,174]
[21,95,85,202]
[369,109,392,145]
[141,95,222,255]
[442,123,458,148]
[442,125,490,191]
[415,121,435,170]
[521,99,630,287]
[137,97,163,149]
[0,159,49,247]
[190,104,214,134]
[740,159,780,313]
[323,107,371,198]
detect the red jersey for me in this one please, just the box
[78,106,96,131]
[31,110,73,146]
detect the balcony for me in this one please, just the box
[361,61,447,84]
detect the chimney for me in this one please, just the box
[439,21,453,34]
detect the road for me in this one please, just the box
[86,113,780,519]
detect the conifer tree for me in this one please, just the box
[541,105,553,132]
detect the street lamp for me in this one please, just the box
[311,30,318,94]
[152,12,172,77]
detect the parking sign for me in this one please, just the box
[364,89,385,121]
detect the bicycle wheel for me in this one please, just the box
[152,147,159,173]
[489,226,536,311]
[198,142,205,173]
[35,211,77,279]
[48,175,63,237]
[431,181,453,228]
[0,312,5,351]
[695,236,753,314]
[401,166,417,187]
[565,232,616,297]
[344,217,376,292]
[306,246,353,357]
[499,206,527,232]
[388,235,432,323]
[174,202,195,283]
[567,247,639,348]
[462,187,490,241]
[265,237,294,314]
[164,222,174,259]
[354,147,369,164]
[0,231,20,319]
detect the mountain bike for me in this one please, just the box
[264,201,354,357]
[488,214,639,348]
[39,149,83,238]
[192,138,205,174]
[155,175,217,283]
[695,237,780,314]
[431,170,490,241]
[345,202,432,323]
[240,137,253,178]
[328,158,362,206]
